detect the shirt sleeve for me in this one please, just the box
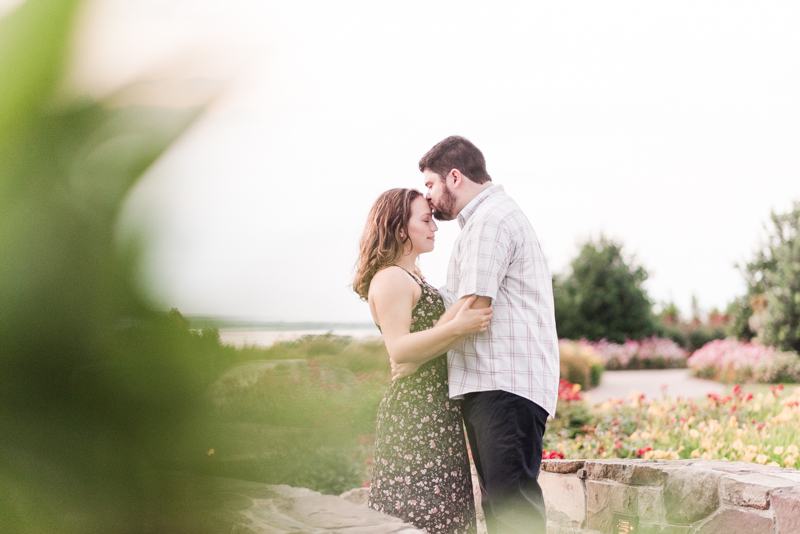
[438,284,457,308]
[457,216,513,300]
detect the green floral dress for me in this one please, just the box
[368,271,476,534]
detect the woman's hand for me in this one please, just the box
[391,358,421,381]
[451,295,493,335]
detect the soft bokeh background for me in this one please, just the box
[3,4,800,530]
[43,1,800,321]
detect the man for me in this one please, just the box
[420,136,559,534]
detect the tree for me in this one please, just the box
[732,202,800,352]
[554,236,655,343]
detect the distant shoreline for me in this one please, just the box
[217,326,381,348]
[186,315,376,332]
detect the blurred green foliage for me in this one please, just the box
[729,202,800,352]
[655,298,728,352]
[0,1,228,531]
[554,236,656,343]
[200,334,390,494]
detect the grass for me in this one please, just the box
[197,334,391,494]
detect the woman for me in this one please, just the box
[353,188,492,534]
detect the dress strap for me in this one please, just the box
[395,266,423,284]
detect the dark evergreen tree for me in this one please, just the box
[554,236,655,343]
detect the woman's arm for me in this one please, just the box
[370,268,492,365]
[389,294,493,380]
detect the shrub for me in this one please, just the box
[752,351,800,384]
[589,337,688,370]
[203,337,391,494]
[558,340,603,389]
[687,339,779,383]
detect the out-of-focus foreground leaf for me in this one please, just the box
[0,1,220,532]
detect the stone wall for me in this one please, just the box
[541,459,800,533]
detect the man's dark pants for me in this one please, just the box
[462,390,549,534]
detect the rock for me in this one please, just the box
[636,523,690,534]
[540,471,586,527]
[213,479,425,533]
[719,473,796,510]
[542,460,586,474]
[772,487,800,534]
[663,468,720,524]
[546,522,594,534]
[584,460,665,486]
[586,481,637,532]
[694,508,774,534]
[340,487,370,505]
[638,487,665,522]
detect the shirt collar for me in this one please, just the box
[457,184,503,228]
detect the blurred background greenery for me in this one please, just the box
[0,3,393,531]
[1,1,228,531]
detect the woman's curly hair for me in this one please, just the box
[353,188,423,301]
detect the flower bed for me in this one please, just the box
[687,338,800,383]
[589,336,688,370]
[544,380,800,469]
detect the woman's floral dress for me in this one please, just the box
[369,271,476,534]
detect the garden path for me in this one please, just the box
[584,368,726,405]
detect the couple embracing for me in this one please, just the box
[353,136,560,534]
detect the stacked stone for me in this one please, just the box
[210,479,424,533]
[541,458,800,534]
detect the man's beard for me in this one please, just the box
[431,186,457,221]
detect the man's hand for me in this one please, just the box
[391,358,420,381]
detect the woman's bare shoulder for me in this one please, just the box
[369,266,418,300]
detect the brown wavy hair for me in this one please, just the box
[353,188,423,301]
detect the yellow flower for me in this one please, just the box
[653,450,666,460]
[768,462,780,467]
[741,452,756,463]
[788,445,799,455]
[689,429,700,439]
[572,383,582,394]
[630,431,640,441]
[732,440,744,451]
[774,446,784,455]
[784,455,796,467]
[756,454,769,465]
[641,432,651,441]
[727,416,737,428]
[691,449,701,458]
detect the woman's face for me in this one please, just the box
[406,196,438,255]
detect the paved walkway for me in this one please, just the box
[584,368,726,405]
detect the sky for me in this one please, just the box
[40,0,800,323]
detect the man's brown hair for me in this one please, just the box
[418,136,492,184]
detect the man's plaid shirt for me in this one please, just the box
[440,185,559,416]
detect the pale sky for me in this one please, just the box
[51,0,800,322]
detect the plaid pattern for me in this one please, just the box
[441,185,560,416]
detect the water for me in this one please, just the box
[218,327,382,348]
